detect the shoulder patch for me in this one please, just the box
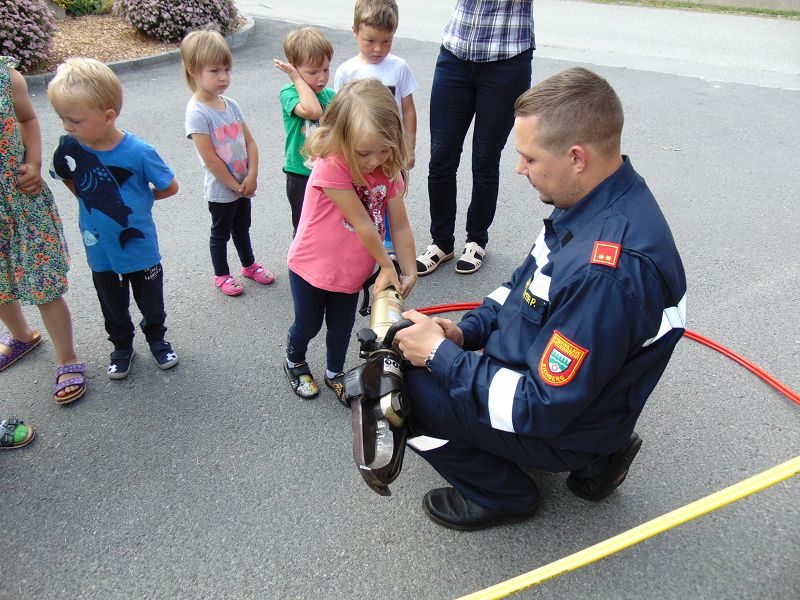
[539,330,589,387]
[590,241,621,268]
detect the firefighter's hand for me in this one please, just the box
[395,310,446,367]
[432,317,464,347]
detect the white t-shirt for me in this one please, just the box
[333,54,417,116]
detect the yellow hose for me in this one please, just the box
[458,455,800,600]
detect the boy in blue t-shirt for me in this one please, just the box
[274,27,336,235]
[48,58,180,380]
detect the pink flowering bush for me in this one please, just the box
[0,0,56,73]
[115,0,238,42]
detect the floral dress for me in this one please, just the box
[0,57,70,305]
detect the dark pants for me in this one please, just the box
[405,367,600,514]
[427,46,533,253]
[208,197,254,276]
[92,264,167,351]
[286,270,359,375]
[285,171,309,236]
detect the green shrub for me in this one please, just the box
[115,0,239,42]
[53,0,103,16]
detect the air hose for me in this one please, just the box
[417,302,800,407]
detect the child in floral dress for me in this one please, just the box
[0,57,86,435]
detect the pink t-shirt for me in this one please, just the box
[288,155,404,294]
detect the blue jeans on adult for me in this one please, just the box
[427,46,533,254]
[286,270,359,375]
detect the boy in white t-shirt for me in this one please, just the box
[333,0,417,255]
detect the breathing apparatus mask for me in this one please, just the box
[341,283,413,496]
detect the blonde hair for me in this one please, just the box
[180,30,233,91]
[304,78,407,190]
[284,27,334,67]
[514,67,624,159]
[354,0,398,33]
[47,57,123,114]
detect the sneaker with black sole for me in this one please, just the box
[108,348,135,380]
[455,242,485,274]
[566,433,643,501]
[416,244,454,276]
[324,372,348,407]
[284,360,319,399]
[150,341,178,370]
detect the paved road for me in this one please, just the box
[239,0,800,89]
[3,4,799,599]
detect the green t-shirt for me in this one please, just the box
[280,83,336,176]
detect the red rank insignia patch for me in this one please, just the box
[590,241,621,268]
[539,330,589,387]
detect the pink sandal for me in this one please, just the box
[241,262,275,285]
[214,274,243,296]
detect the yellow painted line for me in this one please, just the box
[459,455,800,600]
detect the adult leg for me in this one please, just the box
[465,49,533,249]
[128,264,167,346]
[427,48,478,254]
[285,172,309,236]
[405,366,595,513]
[208,201,237,276]
[323,289,360,375]
[229,197,255,268]
[286,270,327,364]
[91,270,134,350]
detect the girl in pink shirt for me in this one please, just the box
[285,78,417,401]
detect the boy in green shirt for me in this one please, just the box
[274,27,336,235]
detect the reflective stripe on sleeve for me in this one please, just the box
[487,286,511,305]
[643,293,688,347]
[488,368,523,433]
[407,435,449,452]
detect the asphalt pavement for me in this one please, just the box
[3,3,799,599]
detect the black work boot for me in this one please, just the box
[567,433,643,501]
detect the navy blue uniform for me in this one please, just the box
[406,157,687,513]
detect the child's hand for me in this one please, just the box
[239,172,258,196]
[273,59,300,81]
[16,162,43,195]
[375,263,401,295]
[398,272,417,298]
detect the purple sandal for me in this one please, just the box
[54,363,87,405]
[0,331,42,372]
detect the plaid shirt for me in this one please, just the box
[442,0,535,63]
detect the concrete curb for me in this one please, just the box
[24,15,255,89]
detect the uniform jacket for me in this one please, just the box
[428,157,687,454]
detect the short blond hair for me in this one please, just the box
[515,67,624,159]
[47,57,123,114]
[283,27,333,68]
[354,0,398,33]
[304,78,407,191]
[180,30,233,91]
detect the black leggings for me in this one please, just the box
[208,197,254,276]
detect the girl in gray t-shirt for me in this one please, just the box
[181,30,275,296]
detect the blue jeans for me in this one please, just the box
[286,270,359,374]
[427,47,533,253]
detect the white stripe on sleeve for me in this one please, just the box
[488,368,523,433]
[407,436,449,452]
[487,286,511,305]
[643,293,688,347]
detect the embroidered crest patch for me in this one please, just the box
[590,241,621,268]
[539,330,589,386]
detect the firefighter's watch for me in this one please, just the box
[425,339,445,372]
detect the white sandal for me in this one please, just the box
[416,244,454,276]
[455,242,485,274]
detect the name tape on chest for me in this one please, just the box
[590,241,621,269]
[539,330,589,386]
